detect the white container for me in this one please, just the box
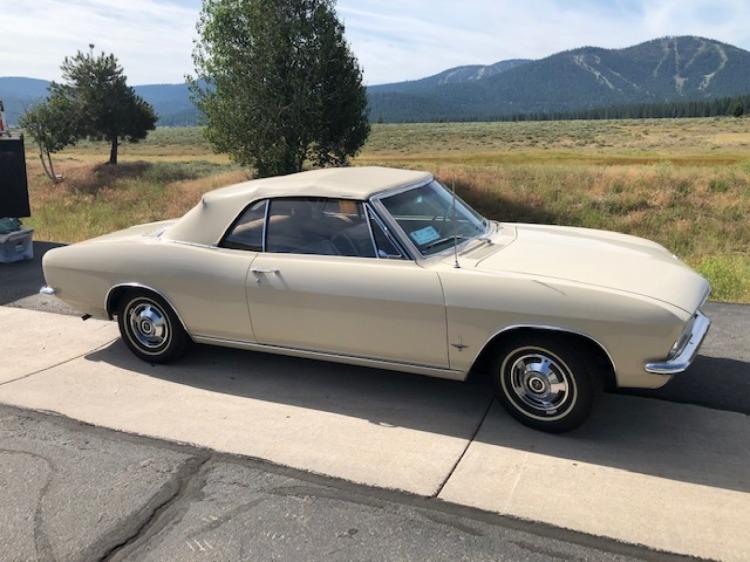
[0,228,33,263]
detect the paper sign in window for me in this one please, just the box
[410,226,440,245]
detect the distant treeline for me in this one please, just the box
[377,93,750,124]
[503,93,749,122]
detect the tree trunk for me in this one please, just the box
[38,147,54,182]
[109,137,118,165]
[46,150,61,183]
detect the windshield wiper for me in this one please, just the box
[422,235,470,251]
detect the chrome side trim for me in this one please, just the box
[261,199,270,252]
[645,311,711,375]
[40,286,57,295]
[362,202,380,258]
[169,240,217,250]
[104,283,190,333]
[472,324,617,374]
[192,334,465,380]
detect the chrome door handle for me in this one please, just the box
[251,268,279,274]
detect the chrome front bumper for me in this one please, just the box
[645,311,711,375]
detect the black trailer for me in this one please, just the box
[0,133,31,218]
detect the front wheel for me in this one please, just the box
[491,334,602,432]
[117,290,191,363]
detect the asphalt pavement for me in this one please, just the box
[0,404,688,562]
[0,241,75,315]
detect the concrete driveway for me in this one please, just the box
[0,298,748,561]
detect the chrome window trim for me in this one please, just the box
[370,176,435,200]
[369,178,432,261]
[362,201,380,258]
[262,196,394,261]
[261,198,270,252]
[217,198,268,253]
[369,178,490,262]
[169,240,217,250]
[364,202,407,260]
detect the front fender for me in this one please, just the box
[437,268,686,389]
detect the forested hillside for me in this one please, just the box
[4,36,750,125]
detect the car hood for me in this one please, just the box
[471,223,709,313]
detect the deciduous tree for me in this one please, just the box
[19,97,76,183]
[191,0,369,177]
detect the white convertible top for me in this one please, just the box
[165,166,433,245]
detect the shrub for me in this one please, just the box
[709,179,730,193]
[696,256,750,302]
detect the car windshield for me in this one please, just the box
[378,181,488,256]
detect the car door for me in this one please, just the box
[245,197,449,368]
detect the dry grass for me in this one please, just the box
[21,117,750,302]
[362,118,750,158]
[24,157,247,242]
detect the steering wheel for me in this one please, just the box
[332,232,358,256]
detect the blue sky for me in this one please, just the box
[1,0,749,85]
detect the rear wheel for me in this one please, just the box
[117,290,190,363]
[491,333,602,432]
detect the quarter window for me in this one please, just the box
[266,198,376,258]
[221,199,268,251]
[367,207,404,259]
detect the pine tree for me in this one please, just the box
[50,46,157,164]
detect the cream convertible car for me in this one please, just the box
[42,167,711,432]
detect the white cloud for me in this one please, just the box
[0,0,197,84]
[0,0,749,85]
[337,0,750,84]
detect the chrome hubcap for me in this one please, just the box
[509,353,570,415]
[128,301,169,350]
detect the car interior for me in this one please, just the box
[222,197,391,258]
[266,198,375,257]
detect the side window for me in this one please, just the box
[221,199,267,251]
[266,198,376,258]
[367,207,404,259]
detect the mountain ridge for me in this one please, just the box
[368,35,750,121]
[0,77,197,126]
[368,59,530,93]
[3,35,749,125]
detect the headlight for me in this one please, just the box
[668,315,696,360]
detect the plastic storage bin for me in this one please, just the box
[0,228,33,263]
